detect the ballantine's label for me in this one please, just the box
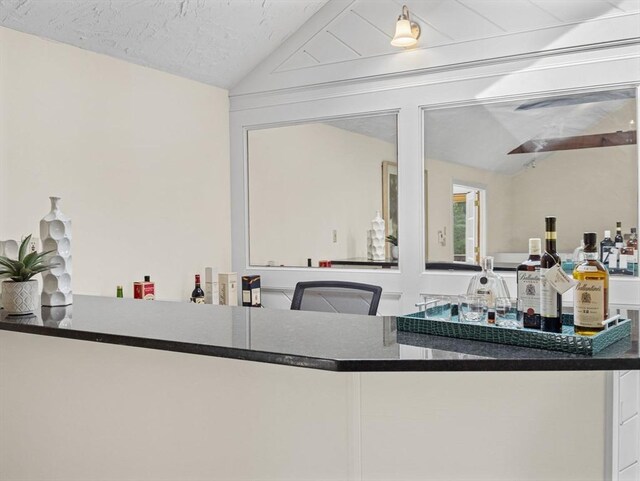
[574,280,606,328]
[517,270,540,314]
[540,268,558,317]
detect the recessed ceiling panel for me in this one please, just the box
[407,0,506,41]
[327,8,394,57]
[530,0,627,22]
[457,0,562,31]
[303,30,361,64]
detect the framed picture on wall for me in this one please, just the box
[382,161,398,258]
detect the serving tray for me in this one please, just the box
[397,305,632,356]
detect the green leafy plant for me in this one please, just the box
[0,235,58,282]
[386,234,398,246]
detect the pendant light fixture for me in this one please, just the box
[391,5,421,48]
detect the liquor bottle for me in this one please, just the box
[466,256,510,309]
[627,227,638,275]
[190,274,205,304]
[517,238,541,329]
[600,231,614,267]
[540,216,562,333]
[573,232,609,336]
[116,285,123,298]
[615,222,624,248]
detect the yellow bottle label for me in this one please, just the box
[574,279,606,328]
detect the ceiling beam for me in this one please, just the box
[508,130,637,155]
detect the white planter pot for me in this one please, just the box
[1,280,38,315]
[391,245,399,260]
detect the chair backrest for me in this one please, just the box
[290,281,382,316]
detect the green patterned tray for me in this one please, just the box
[397,305,632,356]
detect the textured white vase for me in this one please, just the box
[42,305,73,328]
[371,211,386,261]
[1,280,38,315]
[366,230,373,260]
[40,196,73,307]
[0,239,19,309]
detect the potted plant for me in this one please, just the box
[0,235,57,315]
[386,234,399,260]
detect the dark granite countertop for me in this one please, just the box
[0,295,638,372]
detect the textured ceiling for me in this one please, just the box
[0,0,328,89]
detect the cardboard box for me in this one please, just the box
[218,272,238,306]
[204,267,219,305]
[241,275,261,307]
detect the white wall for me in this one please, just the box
[248,123,395,267]
[0,27,231,301]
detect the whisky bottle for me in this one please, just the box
[540,216,562,333]
[600,230,615,267]
[573,232,609,336]
[191,274,205,304]
[615,222,624,248]
[517,238,541,329]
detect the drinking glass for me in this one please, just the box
[495,297,523,329]
[433,295,456,322]
[458,295,488,323]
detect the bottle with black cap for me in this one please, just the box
[573,232,609,336]
[540,216,562,333]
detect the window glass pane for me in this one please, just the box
[248,114,398,269]
[424,89,638,272]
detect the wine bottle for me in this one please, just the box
[573,232,609,336]
[615,222,624,248]
[600,230,614,266]
[191,274,205,304]
[517,238,541,329]
[540,216,562,333]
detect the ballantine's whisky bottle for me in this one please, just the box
[517,238,541,329]
[573,232,609,336]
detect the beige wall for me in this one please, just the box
[511,145,637,253]
[427,145,637,261]
[0,27,231,301]
[248,123,395,267]
[426,157,512,262]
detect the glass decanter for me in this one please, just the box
[466,256,510,308]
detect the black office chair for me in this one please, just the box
[290,281,382,316]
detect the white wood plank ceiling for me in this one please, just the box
[275,0,640,74]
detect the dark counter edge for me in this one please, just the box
[1,322,639,372]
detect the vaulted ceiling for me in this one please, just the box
[0,0,327,89]
[0,0,637,91]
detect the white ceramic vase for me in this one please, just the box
[1,280,38,315]
[371,211,386,261]
[40,196,73,307]
[0,239,19,309]
[391,245,399,260]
